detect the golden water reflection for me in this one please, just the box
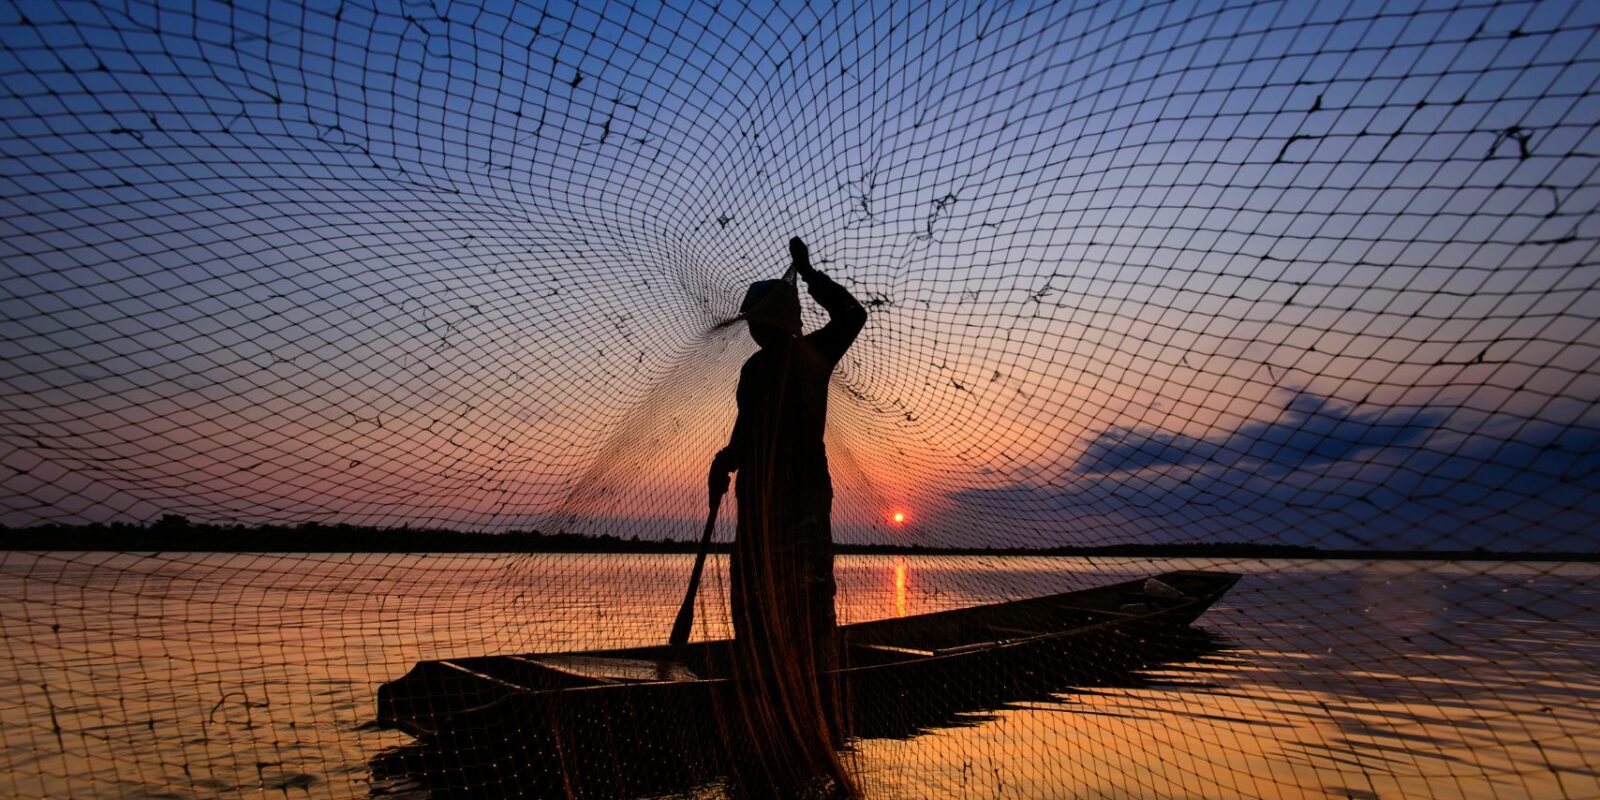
[893,558,907,618]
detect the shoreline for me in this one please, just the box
[3,519,1593,562]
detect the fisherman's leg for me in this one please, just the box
[726,512,795,784]
[732,501,791,689]
[792,504,837,668]
[809,557,837,672]
[789,505,844,749]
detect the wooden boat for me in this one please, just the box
[373,570,1238,798]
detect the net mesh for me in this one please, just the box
[2,0,1597,797]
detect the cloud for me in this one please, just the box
[1074,391,1447,476]
[937,391,1600,552]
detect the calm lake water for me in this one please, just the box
[0,553,1596,799]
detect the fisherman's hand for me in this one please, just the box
[708,466,730,500]
[789,236,816,278]
[708,450,734,498]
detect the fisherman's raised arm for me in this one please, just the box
[790,237,866,363]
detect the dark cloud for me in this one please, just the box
[1074,391,1447,476]
[938,391,1600,552]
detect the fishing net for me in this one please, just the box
[2,0,1598,797]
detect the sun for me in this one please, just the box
[891,511,907,525]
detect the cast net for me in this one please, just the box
[2,0,1597,797]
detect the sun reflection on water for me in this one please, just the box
[893,558,908,618]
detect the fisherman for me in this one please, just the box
[709,236,866,748]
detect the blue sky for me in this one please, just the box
[0,0,1597,550]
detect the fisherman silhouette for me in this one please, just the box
[708,236,865,791]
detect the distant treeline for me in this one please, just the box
[0,516,697,554]
[1,515,1594,561]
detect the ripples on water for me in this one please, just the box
[0,553,1595,798]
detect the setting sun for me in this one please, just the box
[892,511,907,525]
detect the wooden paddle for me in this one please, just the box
[669,488,725,646]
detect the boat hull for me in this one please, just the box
[372,570,1239,797]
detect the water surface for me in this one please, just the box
[0,553,1595,798]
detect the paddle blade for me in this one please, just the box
[668,493,722,646]
[668,587,697,646]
